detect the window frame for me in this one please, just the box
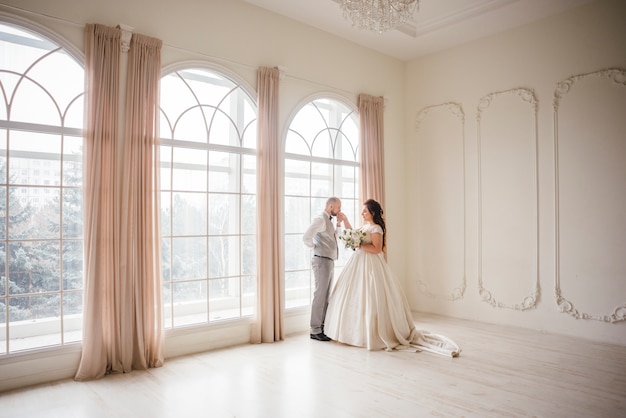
[283,93,360,311]
[158,61,258,330]
[0,15,85,355]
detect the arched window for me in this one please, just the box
[159,66,257,328]
[0,21,84,353]
[284,97,359,309]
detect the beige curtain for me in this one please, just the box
[116,32,164,371]
[252,66,284,343]
[75,25,163,381]
[75,23,121,381]
[358,94,386,207]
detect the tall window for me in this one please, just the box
[159,67,257,328]
[0,22,84,354]
[284,97,359,309]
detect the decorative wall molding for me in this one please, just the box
[477,88,537,119]
[117,24,133,53]
[414,102,466,301]
[415,101,464,130]
[553,68,626,110]
[417,281,466,301]
[477,88,540,311]
[553,68,626,323]
[554,291,626,323]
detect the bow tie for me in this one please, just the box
[329,215,333,220]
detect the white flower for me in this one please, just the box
[339,228,366,250]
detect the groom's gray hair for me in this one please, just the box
[326,196,339,206]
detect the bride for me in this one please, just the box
[324,199,460,356]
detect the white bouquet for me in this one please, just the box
[339,228,366,250]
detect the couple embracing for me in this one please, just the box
[303,196,461,356]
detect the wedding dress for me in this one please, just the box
[324,223,460,357]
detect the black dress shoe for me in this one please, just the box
[310,332,331,341]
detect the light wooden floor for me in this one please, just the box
[1,313,624,418]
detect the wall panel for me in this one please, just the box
[477,88,539,310]
[413,103,466,300]
[554,68,626,322]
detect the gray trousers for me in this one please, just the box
[310,256,334,335]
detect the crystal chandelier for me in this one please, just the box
[341,0,420,34]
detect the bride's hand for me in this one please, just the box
[337,212,352,229]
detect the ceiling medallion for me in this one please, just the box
[341,0,420,34]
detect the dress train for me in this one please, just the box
[324,223,460,357]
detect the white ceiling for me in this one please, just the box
[244,0,594,61]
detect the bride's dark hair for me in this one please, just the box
[364,199,386,248]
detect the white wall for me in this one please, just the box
[404,0,626,346]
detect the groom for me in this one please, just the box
[303,197,351,341]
